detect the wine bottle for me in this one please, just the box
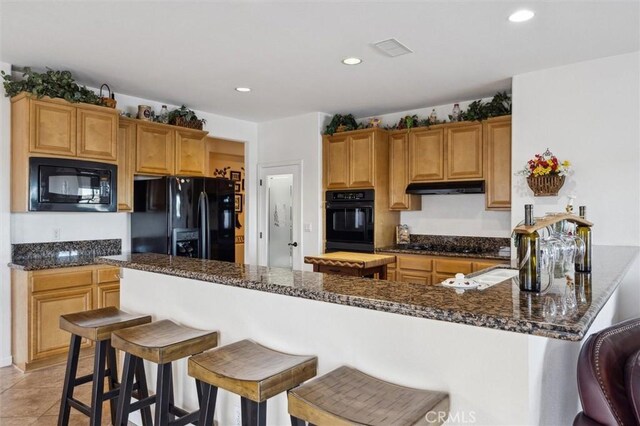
[518,204,542,291]
[575,206,592,272]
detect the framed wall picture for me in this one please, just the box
[234,194,243,213]
[230,170,242,181]
[234,182,241,192]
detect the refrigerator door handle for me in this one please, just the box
[198,191,208,259]
[203,191,211,259]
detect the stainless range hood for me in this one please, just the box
[405,180,485,195]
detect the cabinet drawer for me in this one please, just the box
[398,255,433,271]
[472,260,506,272]
[96,267,120,284]
[398,271,432,285]
[434,259,472,274]
[32,269,93,292]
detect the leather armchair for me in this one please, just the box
[574,318,640,426]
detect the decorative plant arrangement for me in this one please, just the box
[517,148,572,196]
[168,105,207,130]
[1,67,101,105]
[324,114,360,135]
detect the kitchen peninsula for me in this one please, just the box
[101,245,639,425]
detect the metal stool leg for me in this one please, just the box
[155,362,172,426]
[90,340,108,426]
[115,353,137,426]
[106,341,119,425]
[290,416,306,426]
[197,383,218,426]
[58,334,82,426]
[134,358,153,426]
[241,397,266,426]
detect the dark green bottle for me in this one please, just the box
[518,204,541,292]
[575,206,592,272]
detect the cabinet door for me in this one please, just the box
[447,124,483,179]
[77,108,118,161]
[117,120,136,211]
[389,132,421,210]
[97,282,120,309]
[175,129,206,176]
[31,287,92,360]
[136,124,175,175]
[324,135,349,189]
[484,117,512,210]
[409,128,445,181]
[29,99,76,155]
[387,269,397,281]
[348,132,375,188]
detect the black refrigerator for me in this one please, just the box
[131,176,235,262]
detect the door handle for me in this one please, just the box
[288,242,298,247]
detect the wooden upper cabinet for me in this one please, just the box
[484,116,512,210]
[348,131,375,188]
[117,119,136,211]
[175,129,206,176]
[446,123,483,180]
[409,127,445,182]
[136,124,175,175]
[76,108,118,161]
[324,134,350,189]
[389,131,421,210]
[29,99,76,156]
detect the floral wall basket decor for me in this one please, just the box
[518,149,571,196]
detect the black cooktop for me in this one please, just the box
[403,243,485,255]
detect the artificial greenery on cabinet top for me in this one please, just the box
[1,67,101,105]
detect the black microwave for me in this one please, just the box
[29,157,117,212]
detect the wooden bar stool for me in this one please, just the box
[288,366,450,426]
[110,319,218,425]
[58,306,152,426]
[188,339,317,426]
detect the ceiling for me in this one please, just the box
[1,1,638,122]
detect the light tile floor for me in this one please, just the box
[0,356,134,425]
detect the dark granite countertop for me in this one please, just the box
[9,239,122,271]
[376,246,510,260]
[99,246,639,341]
[9,254,106,271]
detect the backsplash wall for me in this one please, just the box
[359,98,512,238]
[400,194,511,237]
[11,212,131,251]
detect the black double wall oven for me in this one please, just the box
[325,189,374,253]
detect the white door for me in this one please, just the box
[258,161,302,270]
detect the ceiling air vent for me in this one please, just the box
[373,38,413,57]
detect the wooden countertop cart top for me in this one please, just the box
[304,252,396,269]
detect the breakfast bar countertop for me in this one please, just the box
[100,246,639,341]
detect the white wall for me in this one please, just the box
[360,99,512,238]
[512,51,640,320]
[1,61,12,366]
[257,113,327,270]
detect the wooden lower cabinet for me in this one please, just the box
[11,264,120,371]
[31,287,93,362]
[384,253,506,285]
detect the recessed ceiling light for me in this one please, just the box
[342,57,362,65]
[235,87,251,92]
[509,10,535,22]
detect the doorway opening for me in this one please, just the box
[258,161,302,270]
